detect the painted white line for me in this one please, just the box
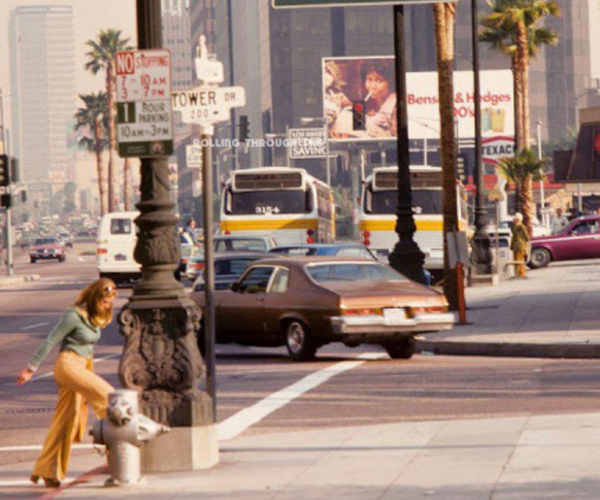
[217,352,386,441]
[78,257,86,262]
[0,444,101,452]
[21,322,50,331]
[3,354,122,387]
[0,478,76,487]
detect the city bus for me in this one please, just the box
[219,167,335,246]
[359,166,469,274]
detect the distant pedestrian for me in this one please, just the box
[17,278,117,488]
[550,208,569,235]
[185,219,200,247]
[510,213,529,278]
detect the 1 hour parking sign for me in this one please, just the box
[116,50,174,157]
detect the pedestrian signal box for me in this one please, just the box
[352,100,366,131]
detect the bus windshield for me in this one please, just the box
[228,189,311,215]
[370,189,442,215]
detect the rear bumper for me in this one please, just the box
[331,312,455,336]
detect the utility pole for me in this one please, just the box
[0,89,13,276]
[388,5,426,284]
[469,0,493,278]
[117,0,218,473]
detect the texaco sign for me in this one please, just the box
[482,135,515,166]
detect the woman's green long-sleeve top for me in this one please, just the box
[28,307,101,370]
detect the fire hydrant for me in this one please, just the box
[90,389,170,486]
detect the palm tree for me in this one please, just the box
[85,29,133,213]
[433,2,459,310]
[74,92,109,216]
[497,148,546,227]
[480,1,559,235]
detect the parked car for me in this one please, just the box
[529,216,600,269]
[269,243,377,259]
[192,252,272,291]
[191,257,453,361]
[30,237,66,263]
[214,235,277,253]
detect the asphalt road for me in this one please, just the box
[2,248,600,471]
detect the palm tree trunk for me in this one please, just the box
[124,158,133,211]
[434,3,459,311]
[512,64,524,152]
[106,64,117,213]
[94,118,107,216]
[516,22,534,235]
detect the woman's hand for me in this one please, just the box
[17,368,35,386]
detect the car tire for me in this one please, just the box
[30,257,36,264]
[285,320,317,362]
[58,255,66,263]
[384,337,416,360]
[529,248,551,269]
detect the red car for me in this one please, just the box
[530,216,600,269]
[30,237,66,264]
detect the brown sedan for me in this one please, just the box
[191,257,453,361]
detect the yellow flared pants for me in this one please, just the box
[32,351,114,481]
[513,250,527,277]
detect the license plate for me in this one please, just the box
[383,308,406,321]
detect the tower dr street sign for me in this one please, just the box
[115,49,174,157]
[172,86,246,125]
[273,0,456,7]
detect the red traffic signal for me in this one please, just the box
[352,100,366,131]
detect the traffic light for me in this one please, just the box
[239,115,249,142]
[352,100,366,131]
[1,194,11,209]
[0,155,8,187]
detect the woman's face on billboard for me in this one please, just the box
[365,71,390,101]
[324,67,334,88]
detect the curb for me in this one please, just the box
[0,274,40,288]
[416,339,600,359]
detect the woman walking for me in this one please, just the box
[17,278,118,487]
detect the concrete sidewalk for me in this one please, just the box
[5,412,600,499]
[0,274,39,287]
[418,260,600,358]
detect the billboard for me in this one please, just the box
[322,56,514,144]
[289,128,327,159]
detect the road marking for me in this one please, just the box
[78,257,86,262]
[3,354,122,387]
[217,352,386,441]
[0,479,76,487]
[0,444,101,453]
[21,322,50,331]
[34,465,108,500]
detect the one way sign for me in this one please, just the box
[172,86,246,124]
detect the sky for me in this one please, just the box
[0,0,138,124]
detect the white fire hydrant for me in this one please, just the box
[90,389,170,486]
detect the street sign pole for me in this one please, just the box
[201,124,216,423]
[173,35,246,423]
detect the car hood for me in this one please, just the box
[32,244,62,250]
[319,280,447,308]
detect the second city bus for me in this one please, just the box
[359,166,469,277]
[219,167,335,246]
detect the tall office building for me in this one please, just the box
[9,6,76,185]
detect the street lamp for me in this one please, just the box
[536,120,548,228]
[469,0,493,277]
[300,116,331,186]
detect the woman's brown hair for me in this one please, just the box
[74,278,117,328]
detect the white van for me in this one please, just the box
[97,212,141,284]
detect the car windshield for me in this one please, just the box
[34,238,58,246]
[307,263,407,283]
[270,247,315,256]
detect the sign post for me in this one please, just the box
[115,49,174,157]
[173,36,246,421]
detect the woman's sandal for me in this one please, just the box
[30,475,61,488]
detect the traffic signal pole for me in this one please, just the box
[0,89,14,276]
